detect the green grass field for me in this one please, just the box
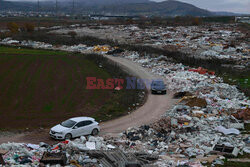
[0,46,143,130]
[0,46,68,55]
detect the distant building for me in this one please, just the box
[235,16,250,24]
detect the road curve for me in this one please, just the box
[100,55,177,134]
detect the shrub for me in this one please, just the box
[7,22,19,33]
[192,17,202,26]
[0,32,11,39]
[24,23,35,32]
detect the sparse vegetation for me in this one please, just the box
[192,17,202,25]
[7,22,19,33]
[24,23,35,32]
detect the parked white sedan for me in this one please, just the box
[50,117,100,140]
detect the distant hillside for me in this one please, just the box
[213,11,245,16]
[0,0,215,16]
[76,0,150,6]
[0,0,34,11]
[90,0,213,16]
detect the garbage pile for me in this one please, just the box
[0,136,158,166]
[122,50,249,111]
[1,23,250,68]
[110,101,249,166]
[117,47,249,166]
[165,70,248,111]
[52,24,250,67]
[0,38,114,55]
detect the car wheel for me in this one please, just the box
[64,133,72,140]
[91,129,99,136]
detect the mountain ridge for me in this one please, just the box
[0,0,239,16]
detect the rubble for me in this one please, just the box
[212,144,240,157]
[40,152,67,166]
[52,24,250,67]
[0,136,158,166]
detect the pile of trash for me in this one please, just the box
[52,24,250,67]
[116,45,249,166]
[0,38,115,55]
[0,136,158,166]
[165,70,248,111]
[112,102,249,166]
[121,50,248,112]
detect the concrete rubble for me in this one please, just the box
[0,23,249,166]
[0,136,158,166]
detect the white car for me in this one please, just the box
[50,117,100,140]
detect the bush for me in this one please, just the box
[7,22,19,33]
[24,23,35,32]
[192,17,202,26]
[0,32,11,39]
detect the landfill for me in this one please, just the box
[52,24,250,67]
[0,136,158,166]
[0,23,249,166]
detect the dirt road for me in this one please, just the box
[0,55,177,144]
[101,55,177,134]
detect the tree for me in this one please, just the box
[192,17,202,26]
[7,22,19,33]
[24,23,35,32]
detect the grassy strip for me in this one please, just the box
[215,161,250,167]
[0,46,68,55]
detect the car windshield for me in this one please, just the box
[60,120,76,128]
[152,81,164,86]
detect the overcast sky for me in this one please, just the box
[154,0,250,14]
[6,0,250,14]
